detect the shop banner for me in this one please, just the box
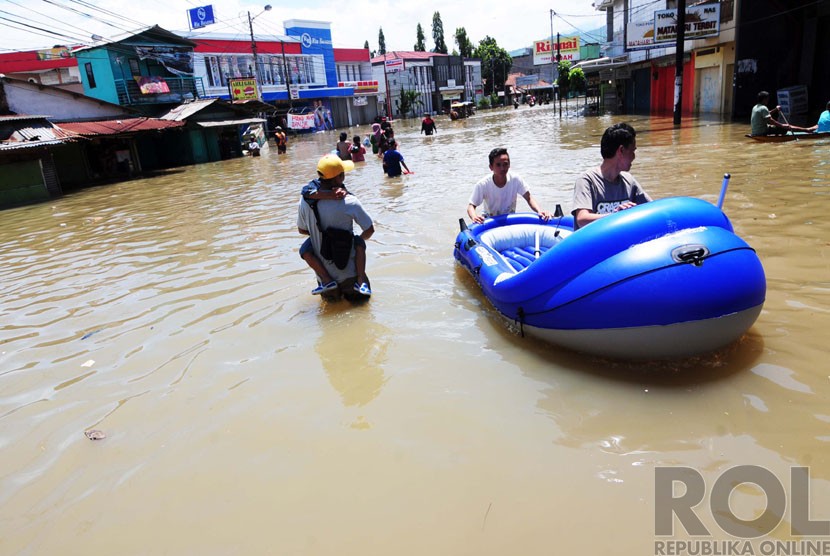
[533,36,580,65]
[229,78,257,100]
[385,58,404,73]
[654,4,720,43]
[188,5,215,30]
[134,46,193,76]
[337,80,379,94]
[135,76,170,94]
[626,19,657,50]
[287,113,315,130]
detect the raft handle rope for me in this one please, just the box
[518,247,754,319]
[552,204,564,238]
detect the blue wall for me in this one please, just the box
[75,48,118,104]
[284,23,338,88]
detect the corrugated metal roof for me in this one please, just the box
[13,123,77,141]
[195,117,265,128]
[371,51,447,63]
[57,118,185,135]
[160,99,219,121]
[0,116,80,150]
[0,138,75,151]
[0,114,53,122]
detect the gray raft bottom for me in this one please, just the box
[522,304,764,360]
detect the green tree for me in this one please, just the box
[431,12,447,54]
[557,60,572,95]
[414,24,426,52]
[568,66,586,96]
[473,36,512,96]
[378,28,386,55]
[454,27,474,58]
[399,89,422,118]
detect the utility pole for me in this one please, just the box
[280,40,293,109]
[247,11,261,100]
[247,5,271,101]
[549,10,555,108]
[556,32,562,117]
[673,0,686,126]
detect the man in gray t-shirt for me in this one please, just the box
[571,122,652,230]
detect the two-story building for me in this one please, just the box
[0,46,83,93]
[187,19,380,128]
[74,25,204,115]
[587,0,828,123]
[371,52,482,118]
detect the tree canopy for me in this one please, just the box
[414,23,426,52]
[378,28,386,55]
[454,27,474,58]
[473,36,512,95]
[431,12,448,54]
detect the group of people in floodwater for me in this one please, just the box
[750,90,830,136]
[296,119,651,301]
[333,117,412,178]
[293,89,830,301]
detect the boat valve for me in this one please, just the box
[671,244,709,267]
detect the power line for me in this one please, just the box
[1,0,103,43]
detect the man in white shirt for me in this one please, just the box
[466,148,552,224]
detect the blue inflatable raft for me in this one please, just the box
[453,197,766,359]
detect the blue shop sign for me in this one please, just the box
[188,5,215,30]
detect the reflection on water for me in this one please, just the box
[1,106,829,553]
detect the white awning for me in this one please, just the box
[195,118,266,128]
[572,55,629,73]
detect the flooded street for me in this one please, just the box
[1,104,829,554]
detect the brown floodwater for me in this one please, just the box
[1,104,829,554]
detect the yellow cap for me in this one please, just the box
[317,154,355,179]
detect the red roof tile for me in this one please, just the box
[371,51,447,63]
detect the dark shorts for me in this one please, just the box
[299,236,365,258]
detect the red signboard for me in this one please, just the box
[337,80,379,94]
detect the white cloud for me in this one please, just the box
[0,0,605,54]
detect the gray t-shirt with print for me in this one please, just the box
[571,168,652,229]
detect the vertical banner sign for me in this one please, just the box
[188,5,215,30]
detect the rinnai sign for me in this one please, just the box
[337,80,379,94]
[533,36,580,66]
[654,5,720,43]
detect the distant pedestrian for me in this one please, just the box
[274,126,287,154]
[369,123,382,155]
[382,139,411,177]
[421,113,437,135]
[336,132,352,160]
[350,135,366,162]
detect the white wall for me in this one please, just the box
[2,79,129,121]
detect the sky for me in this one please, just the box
[0,0,607,54]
